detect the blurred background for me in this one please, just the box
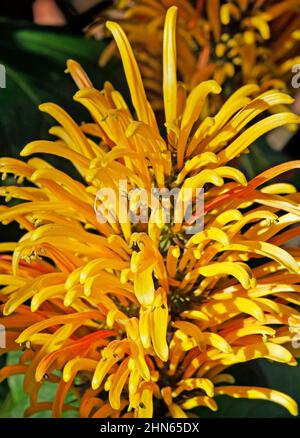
[0,0,300,418]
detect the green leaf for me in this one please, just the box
[0,356,9,403]
[0,352,28,418]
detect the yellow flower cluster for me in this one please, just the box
[0,6,300,418]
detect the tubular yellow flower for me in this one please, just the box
[1,6,300,419]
